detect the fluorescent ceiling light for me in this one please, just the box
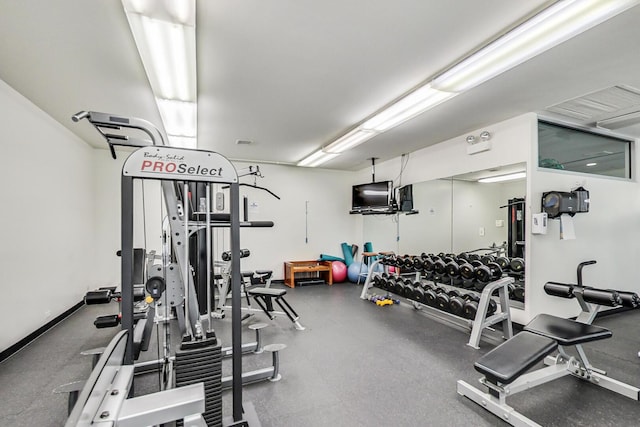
[297,150,340,167]
[167,135,197,149]
[361,85,457,131]
[122,0,197,148]
[478,172,526,183]
[157,98,197,137]
[126,15,196,101]
[586,162,597,167]
[432,0,640,92]
[324,129,377,154]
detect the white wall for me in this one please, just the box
[92,150,164,286]
[0,79,95,353]
[222,162,360,278]
[363,179,454,255]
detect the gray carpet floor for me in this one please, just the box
[2,282,640,426]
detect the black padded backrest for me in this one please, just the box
[581,288,621,307]
[544,282,574,298]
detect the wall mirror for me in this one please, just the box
[450,163,526,258]
[362,162,526,260]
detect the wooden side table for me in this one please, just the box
[283,260,333,288]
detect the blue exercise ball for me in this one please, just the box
[347,261,368,283]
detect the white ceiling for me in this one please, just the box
[1,1,639,171]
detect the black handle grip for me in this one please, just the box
[577,260,596,287]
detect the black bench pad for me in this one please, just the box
[524,314,612,345]
[475,331,557,384]
[247,288,286,297]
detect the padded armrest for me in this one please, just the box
[474,331,557,384]
[524,314,612,345]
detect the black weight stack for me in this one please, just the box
[175,335,223,427]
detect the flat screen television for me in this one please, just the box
[351,181,393,211]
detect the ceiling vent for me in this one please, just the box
[546,85,640,123]
[236,139,253,145]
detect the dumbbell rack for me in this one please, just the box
[360,259,514,349]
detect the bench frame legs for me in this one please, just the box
[458,346,640,427]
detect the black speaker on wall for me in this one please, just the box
[398,185,413,212]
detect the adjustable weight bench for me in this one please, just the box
[458,261,640,427]
[247,286,304,330]
[213,255,305,330]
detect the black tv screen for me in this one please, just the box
[352,181,393,211]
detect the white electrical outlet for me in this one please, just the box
[479,227,485,236]
[495,219,504,227]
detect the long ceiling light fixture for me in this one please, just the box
[298,0,640,168]
[478,172,526,183]
[432,0,640,92]
[122,0,197,148]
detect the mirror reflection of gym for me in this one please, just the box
[362,162,526,304]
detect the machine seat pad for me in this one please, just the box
[474,331,557,385]
[524,314,612,345]
[241,271,254,277]
[255,270,272,275]
[247,287,286,297]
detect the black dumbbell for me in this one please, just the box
[402,256,415,270]
[422,257,435,273]
[457,252,470,262]
[475,262,503,284]
[436,289,461,312]
[459,261,475,281]
[510,257,525,273]
[445,260,460,278]
[495,256,510,270]
[513,285,525,302]
[424,286,439,307]
[434,259,449,279]
[480,255,496,265]
[392,277,406,295]
[468,253,481,261]
[403,278,415,299]
[449,293,476,317]
[413,281,426,303]
[462,296,498,319]
[372,275,383,289]
[410,257,421,271]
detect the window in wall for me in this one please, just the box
[538,120,632,179]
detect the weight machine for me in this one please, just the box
[69,111,269,426]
